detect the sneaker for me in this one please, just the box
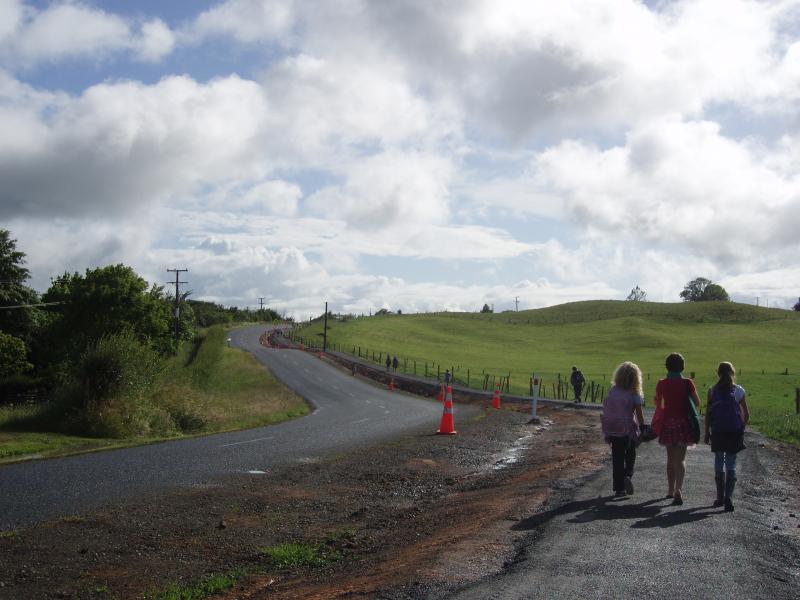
[624,477,634,495]
[614,490,626,497]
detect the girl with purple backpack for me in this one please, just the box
[601,362,646,497]
[704,361,749,512]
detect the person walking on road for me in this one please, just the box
[705,361,749,512]
[653,352,701,505]
[570,366,586,402]
[392,355,399,372]
[444,369,452,386]
[601,362,646,497]
[385,353,391,371]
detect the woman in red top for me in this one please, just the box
[653,353,701,505]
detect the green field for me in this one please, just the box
[0,326,309,462]
[296,301,800,445]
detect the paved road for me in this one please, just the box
[0,326,472,530]
[446,432,800,599]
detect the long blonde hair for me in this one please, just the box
[613,361,643,397]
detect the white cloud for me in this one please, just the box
[0,74,270,219]
[532,117,800,268]
[305,150,453,230]
[136,19,175,63]
[182,0,296,45]
[0,1,177,67]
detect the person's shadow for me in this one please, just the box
[512,495,718,531]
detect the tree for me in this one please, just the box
[793,297,800,312]
[626,286,647,302]
[480,303,493,313]
[0,332,32,378]
[0,229,40,341]
[41,264,182,360]
[680,277,730,302]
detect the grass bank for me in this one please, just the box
[0,326,309,463]
[297,301,800,445]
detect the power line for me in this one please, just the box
[0,301,65,310]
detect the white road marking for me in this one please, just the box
[220,436,275,448]
[352,418,370,425]
[247,470,267,475]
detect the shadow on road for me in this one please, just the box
[512,494,720,532]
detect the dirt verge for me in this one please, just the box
[0,401,610,600]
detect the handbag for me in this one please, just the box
[685,379,701,444]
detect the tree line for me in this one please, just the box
[0,229,280,400]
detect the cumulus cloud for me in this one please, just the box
[532,117,800,267]
[0,74,270,219]
[181,0,296,45]
[0,1,178,67]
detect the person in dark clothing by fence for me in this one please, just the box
[571,366,586,402]
[392,356,399,372]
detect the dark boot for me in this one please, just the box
[724,475,736,512]
[713,473,725,508]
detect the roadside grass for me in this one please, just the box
[0,325,309,463]
[259,542,341,568]
[144,568,247,600]
[298,301,800,445]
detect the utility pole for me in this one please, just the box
[167,268,188,347]
[323,301,328,352]
[514,296,520,311]
[258,297,265,310]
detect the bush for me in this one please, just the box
[62,333,169,438]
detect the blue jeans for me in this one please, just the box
[714,451,737,477]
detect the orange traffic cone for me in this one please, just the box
[437,383,445,403]
[436,386,457,435]
[388,377,395,392]
[491,385,501,409]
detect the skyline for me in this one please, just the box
[2,0,800,318]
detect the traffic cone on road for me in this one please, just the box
[491,385,501,409]
[437,383,445,403]
[388,377,395,392]
[436,386,457,435]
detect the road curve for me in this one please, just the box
[0,326,470,530]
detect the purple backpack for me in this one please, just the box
[710,385,743,433]
[601,386,641,439]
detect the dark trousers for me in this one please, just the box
[609,436,636,492]
[573,384,582,400]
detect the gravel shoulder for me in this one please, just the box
[0,400,608,599]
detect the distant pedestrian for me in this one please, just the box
[385,354,391,371]
[392,355,399,372]
[601,362,646,497]
[653,352,701,505]
[570,366,586,402]
[705,361,749,512]
[444,369,452,386]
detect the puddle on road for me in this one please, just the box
[492,418,554,471]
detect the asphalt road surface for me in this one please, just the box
[446,431,800,600]
[0,326,470,530]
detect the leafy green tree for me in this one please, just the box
[42,264,185,359]
[626,286,647,301]
[481,303,493,313]
[0,229,40,342]
[793,297,800,312]
[680,277,730,302]
[0,332,32,377]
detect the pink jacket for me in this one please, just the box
[601,386,643,438]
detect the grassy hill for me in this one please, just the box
[297,301,800,444]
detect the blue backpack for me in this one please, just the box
[710,386,743,433]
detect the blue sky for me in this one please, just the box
[2,0,800,318]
